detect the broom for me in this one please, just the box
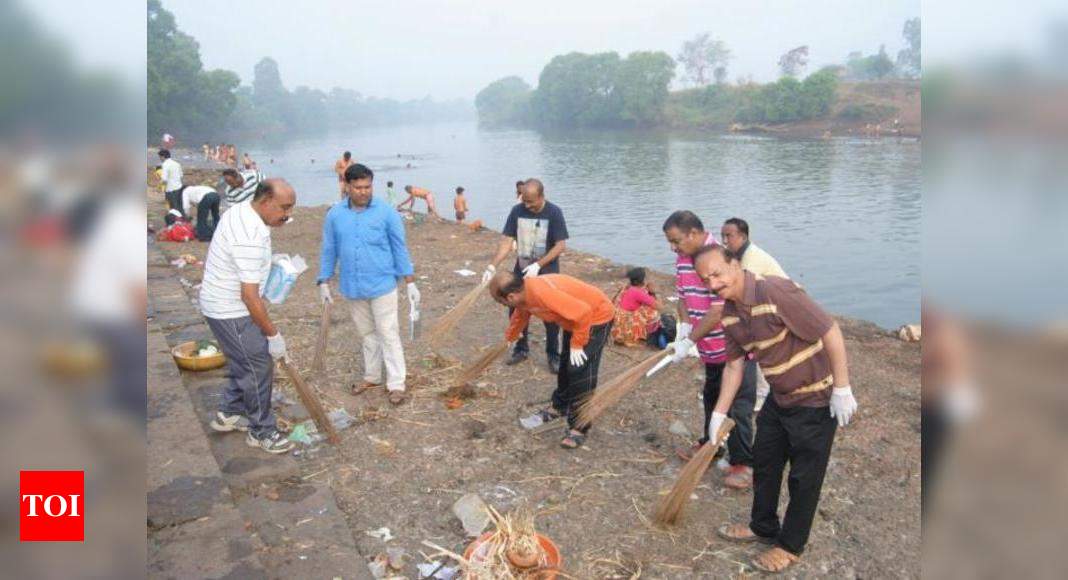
[653,417,736,526]
[310,300,332,375]
[426,278,491,350]
[453,341,510,388]
[573,349,672,429]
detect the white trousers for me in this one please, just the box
[350,289,406,391]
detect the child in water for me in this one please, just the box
[453,187,469,223]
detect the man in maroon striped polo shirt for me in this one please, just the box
[693,243,858,574]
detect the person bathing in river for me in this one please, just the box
[489,270,613,449]
[454,186,469,223]
[397,185,440,218]
[334,151,353,197]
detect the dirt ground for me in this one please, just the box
[151,168,920,578]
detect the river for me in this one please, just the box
[244,121,920,329]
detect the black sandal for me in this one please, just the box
[560,431,586,449]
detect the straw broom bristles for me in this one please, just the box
[454,341,510,387]
[427,278,491,350]
[573,349,672,430]
[653,417,736,526]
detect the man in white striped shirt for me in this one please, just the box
[200,178,296,454]
[222,167,263,207]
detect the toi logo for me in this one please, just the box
[19,471,84,542]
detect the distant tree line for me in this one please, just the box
[476,17,919,129]
[147,0,472,143]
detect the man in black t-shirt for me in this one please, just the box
[482,178,569,372]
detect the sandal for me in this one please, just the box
[351,381,380,396]
[716,523,776,545]
[388,391,409,406]
[560,430,586,449]
[751,546,800,574]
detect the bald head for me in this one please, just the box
[488,270,525,307]
[252,178,296,227]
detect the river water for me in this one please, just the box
[246,121,920,329]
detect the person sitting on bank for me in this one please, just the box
[694,244,858,574]
[489,271,613,449]
[611,267,666,348]
[454,186,469,223]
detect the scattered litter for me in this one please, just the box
[368,435,395,454]
[368,553,389,578]
[298,555,307,560]
[327,407,357,431]
[271,390,296,406]
[417,561,457,579]
[668,420,692,438]
[422,445,443,456]
[451,493,490,537]
[171,258,188,269]
[666,296,679,302]
[288,423,313,445]
[386,547,408,570]
[453,269,476,277]
[365,527,394,542]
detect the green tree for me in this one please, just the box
[531,52,622,127]
[615,51,676,125]
[475,76,532,127]
[147,0,238,140]
[846,46,896,80]
[778,45,809,78]
[897,17,921,78]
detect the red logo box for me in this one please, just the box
[20,470,84,542]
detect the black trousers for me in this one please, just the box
[749,396,837,555]
[164,187,185,213]
[552,321,612,432]
[195,192,221,241]
[508,265,560,358]
[701,359,757,466]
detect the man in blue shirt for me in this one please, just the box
[317,164,421,405]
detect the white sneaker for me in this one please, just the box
[246,431,293,454]
[210,412,249,432]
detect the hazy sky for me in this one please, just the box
[157,0,918,101]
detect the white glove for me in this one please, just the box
[522,262,541,278]
[318,282,333,304]
[708,411,728,441]
[943,382,979,423]
[829,386,858,427]
[669,337,695,363]
[569,347,588,367]
[678,322,693,342]
[266,333,287,362]
[406,282,421,309]
[481,264,496,285]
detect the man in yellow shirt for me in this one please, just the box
[721,218,788,279]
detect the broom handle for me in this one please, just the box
[279,359,340,445]
[311,300,332,373]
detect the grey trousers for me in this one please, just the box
[205,316,277,438]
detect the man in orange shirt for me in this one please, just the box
[489,271,614,449]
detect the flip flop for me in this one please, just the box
[388,391,409,406]
[751,546,800,574]
[716,524,776,545]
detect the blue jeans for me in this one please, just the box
[205,316,277,438]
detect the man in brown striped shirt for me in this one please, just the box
[693,244,858,574]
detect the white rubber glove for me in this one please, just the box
[569,347,587,367]
[678,321,693,342]
[669,337,695,363]
[406,282,421,309]
[522,262,541,278]
[318,282,332,304]
[481,264,496,285]
[708,411,728,441]
[266,333,287,362]
[943,382,979,423]
[829,385,858,427]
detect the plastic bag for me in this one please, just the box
[260,253,308,304]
